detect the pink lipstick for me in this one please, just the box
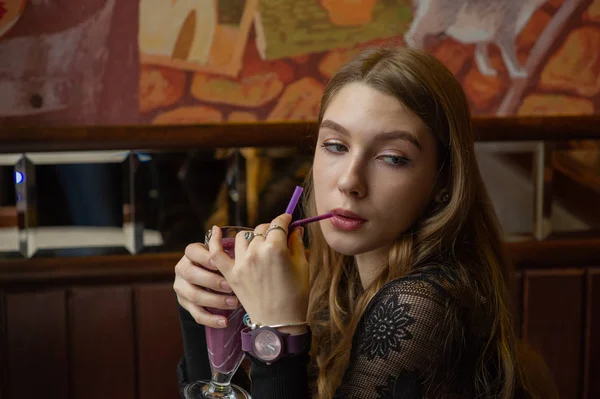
[330,209,367,231]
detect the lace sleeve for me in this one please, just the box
[334,275,461,399]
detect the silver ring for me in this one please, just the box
[265,224,287,237]
[245,232,266,243]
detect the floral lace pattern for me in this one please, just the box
[333,270,470,398]
[361,297,415,360]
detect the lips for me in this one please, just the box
[330,208,367,231]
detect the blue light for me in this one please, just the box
[137,153,152,162]
[15,171,24,184]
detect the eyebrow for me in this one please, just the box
[319,119,422,151]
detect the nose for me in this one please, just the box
[337,156,367,198]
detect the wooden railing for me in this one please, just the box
[1,115,600,153]
[1,237,599,282]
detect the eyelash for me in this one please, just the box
[319,142,411,168]
[320,142,347,154]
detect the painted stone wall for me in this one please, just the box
[0,0,599,127]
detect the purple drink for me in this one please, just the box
[221,237,236,257]
[185,231,254,399]
[204,235,247,375]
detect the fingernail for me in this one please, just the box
[217,319,227,327]
[220,280,231,291]
[211,225,217,235]
[298,227,305,237]
[226,297,238,307]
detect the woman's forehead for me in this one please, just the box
[321,83,432,143]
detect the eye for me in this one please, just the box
[379,154,410,167]
[320,142,348,154]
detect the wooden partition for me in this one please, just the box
[1,116,600,398]
[0,254,182,399]
[0,239,599,399]
[0,115,599,154]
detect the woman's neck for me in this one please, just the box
[354,246,390,289]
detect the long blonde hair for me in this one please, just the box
[304,47,527,398]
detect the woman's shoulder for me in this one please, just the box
[373,264,465,307]
[351,265,471,378]
[358,265,464,348]
[365,264,488,345]
[350,266,489,397]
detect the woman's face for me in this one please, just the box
[313,82,441,257]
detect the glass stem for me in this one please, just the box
[207,382,232,395]
[203,371,234,396]
[216,369,235,387]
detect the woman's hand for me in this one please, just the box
[208,214,309,334]
[173,243,240,328]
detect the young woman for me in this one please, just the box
[174,46,532,398]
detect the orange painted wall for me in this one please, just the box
[0,0,599,127]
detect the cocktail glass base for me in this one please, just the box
[183,380,251,399]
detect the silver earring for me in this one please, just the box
[436,190,450,204]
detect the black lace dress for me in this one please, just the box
[177,267,487,398]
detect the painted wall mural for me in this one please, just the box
[0,0,599,127]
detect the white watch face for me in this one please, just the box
[253,330,282,361]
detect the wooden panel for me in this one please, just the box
[523,270,584,399]
[5,290,68,399]
[0,122,315,154]
[1,115,600,154]
[509,272,523,338]
[0,252,178,288]
[506,237,600,270]
[2,236,600,289]
[135,283,183,399]
[584,269,600,399]
[0,291,6,399]
[69,286,135,399]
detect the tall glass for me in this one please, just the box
[183,227,252,399]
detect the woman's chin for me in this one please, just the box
[324,237,368,256]
[333,247,362,256]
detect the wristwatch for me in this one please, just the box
[241,326,310,364]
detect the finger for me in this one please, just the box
[265,213,292,244]
[175,277,239,310]
[248,223,269,246]
[234,230,252,262]
[208,226,234,278]
[288,226,306,261]
[178,259,233,293]
[178,297,230,328]
[254,223,270,235]
[184,243,216,270]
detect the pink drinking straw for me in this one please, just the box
[285,186,333,233]
[289,212,334,230]
[285,186,304,215]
